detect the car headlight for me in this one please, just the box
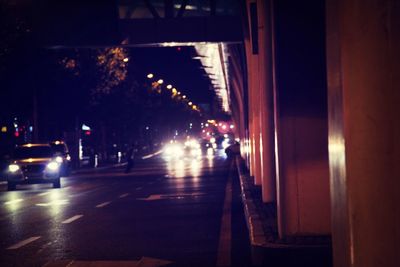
[8,164,20,173]
[46,161,60,172]
[55,156,63,163]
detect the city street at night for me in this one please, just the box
[0,151,252,267]
[1,1,399,267]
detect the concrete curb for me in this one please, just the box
[235,156,331,249]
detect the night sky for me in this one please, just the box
[130,46,214,103]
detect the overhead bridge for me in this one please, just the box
[34,0,243,47]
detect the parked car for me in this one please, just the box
[6,143,62,191]
[49,140,71,176]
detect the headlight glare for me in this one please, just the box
[46,161,60,172]
[8,164,20,173]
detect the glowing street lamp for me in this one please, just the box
[147,73,154,79]
[123,57,129,63]
[157,79,164,84]
[188,102,193,106]
[182,95,187,99]
[172,88,177,94]
[166,84,172,89]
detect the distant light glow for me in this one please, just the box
[188,102,193,106]
[82,124,91,131]
[1,126,6,133]
[157,79,164,84]
[123,57,129,62]
[166,84,172,89]
[147,73,154,79]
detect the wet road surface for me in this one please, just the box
[0,150,252,267]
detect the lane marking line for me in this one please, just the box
[7,236,41,250]
[4,199,23,205]
[216,163,233,267]
[62,215,83,224]
[96,201,111,208]
[119,193,130,198]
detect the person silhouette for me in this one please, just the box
[125,146,135,173]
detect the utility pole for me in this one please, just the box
[33,88,39,142]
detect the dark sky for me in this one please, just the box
[129,46,214,103]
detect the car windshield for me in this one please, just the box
[14,146,53,159]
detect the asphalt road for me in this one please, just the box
[0,150,253,267]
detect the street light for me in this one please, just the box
[123,57,129,63]
[188,102,193,106]
[157,79,164,84]
[147,73,154,79]
[166,84,172,89]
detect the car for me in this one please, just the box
[49,140,71,176]
[6,143,62,191]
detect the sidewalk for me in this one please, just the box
[235,156,332,267]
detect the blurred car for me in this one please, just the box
[49,140,71,176]
[6,143,62,191]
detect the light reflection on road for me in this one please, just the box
[4,192,24,211]
[165,152,213,179]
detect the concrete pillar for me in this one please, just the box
[244,12,262,186]
[249,54,262,186]
[326,1,400,266]
[245,39,256,178]
[272,0,331,236]
[257,0,276,203]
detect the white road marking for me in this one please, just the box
[96,201,111,208]
[4,199,23,205]
[62,215,83,224]
[7,236,41,250]
[119,193,130,198]
[216,163,233,267]
[137,192,205,201]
